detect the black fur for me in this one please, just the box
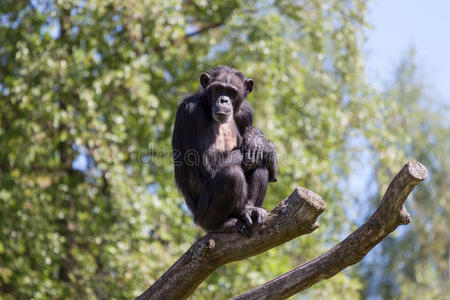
[172,66,277,236]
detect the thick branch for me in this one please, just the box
[136,187,326,300]
[232,161,428,299]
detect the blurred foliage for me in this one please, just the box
[0,0,447,299]
[361,50,450,300]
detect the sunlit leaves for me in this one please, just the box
[0,0,379,298]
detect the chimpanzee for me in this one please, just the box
[172,66,277,237]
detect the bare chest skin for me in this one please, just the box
[213,122,239,152]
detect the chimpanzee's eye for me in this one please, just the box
[214,86,224,94]
[225,88,238,99]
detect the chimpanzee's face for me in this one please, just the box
[200,71,253,124]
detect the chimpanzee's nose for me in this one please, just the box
[219,96,230,104]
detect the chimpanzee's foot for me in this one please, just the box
[234,219,253,237]
[206,218,253,237]
[241,206,268,226]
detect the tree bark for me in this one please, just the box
[232,160,427,299]
[136,161,427,300]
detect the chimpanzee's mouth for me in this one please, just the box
[215,111,230,116]
[213,111,232,123]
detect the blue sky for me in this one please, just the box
[365,0,450,104]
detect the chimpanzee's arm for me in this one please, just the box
[234,100,262,167]
[241,126,278,182]
[203,149,243,177]
[234,100,253,134]
[242,127,266,169]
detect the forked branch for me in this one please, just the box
[136,161,427,300]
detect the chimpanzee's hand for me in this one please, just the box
[243,145,264,171]
[242,127,266,171]
[241,205,268,226]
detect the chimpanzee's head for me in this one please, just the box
[200,66,254,124]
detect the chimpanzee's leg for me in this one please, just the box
[246,167,269,207]
[195,164,250,235]
[240,167,270,226]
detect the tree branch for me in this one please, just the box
[136,187,326,300]
[185,22,224,38]
[136,161,426,299]
[232,160,427,299]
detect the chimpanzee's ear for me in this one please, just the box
[245,79,254,93]
[200,73,211,89]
